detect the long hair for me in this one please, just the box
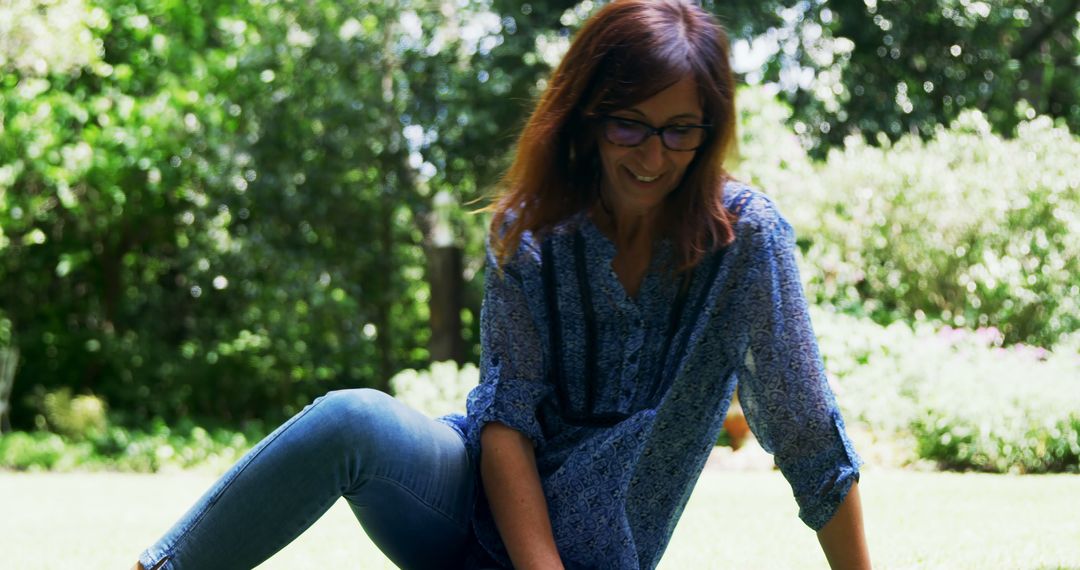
[488,0,738,271]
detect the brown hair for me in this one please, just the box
[488,0,738,271]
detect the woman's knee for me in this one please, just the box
[311,388,402,450]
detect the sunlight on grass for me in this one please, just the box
[2,468,1078,569]
[662,469,1080,569]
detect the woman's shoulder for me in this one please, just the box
[722,179,786,236]
[485,210,552,278]
[490,207,588,256]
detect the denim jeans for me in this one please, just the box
[138,389,478,570]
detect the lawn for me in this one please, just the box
[2,467,1078,569]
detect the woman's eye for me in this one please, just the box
[609,119,647,136]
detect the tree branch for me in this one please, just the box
[1010,0,1080,61]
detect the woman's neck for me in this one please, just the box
[592,198,662,253]
[590,198,660,299]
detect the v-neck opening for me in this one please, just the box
[579,213,671,310]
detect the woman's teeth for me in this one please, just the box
[632,172,659,182]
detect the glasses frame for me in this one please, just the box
[597,115,712,152]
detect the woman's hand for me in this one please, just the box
[480,422,565,570]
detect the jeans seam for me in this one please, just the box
[365,473,466,526]
[158,397,330,563]
[139,551,171,570]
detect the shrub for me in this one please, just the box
[734,88,1080,347]
[812,307,1080,473]
[799,111,1080,347]
[0,431,79,471]
[733,86,825,237]
[0,419,262,473]
[27,387,109,439]
[390,360,479,419]
[908,332,1080,473]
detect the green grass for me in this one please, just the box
[2,468,1078,569]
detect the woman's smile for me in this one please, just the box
[627,167,661,183]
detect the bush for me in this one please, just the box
[800,111,1079,347]
[390,360,479,419]
[812,307,1080,473]
[3,357,487,472]
[0,419,263,473]
[0,431,86,471]
[909,330,1080,473]
[733,86,823,237]
[734,88,1080,347]
[0,311,10,346]
[27,387,108,439]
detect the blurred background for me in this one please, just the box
[1,0,1078,482]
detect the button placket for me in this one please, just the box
[620,306,646,399]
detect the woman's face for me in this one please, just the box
[596,75,703,218]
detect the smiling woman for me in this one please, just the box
[490,0,739,276]
[590,76,707,297]
[134,2,869,569]
[474,3,867,568]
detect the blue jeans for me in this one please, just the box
[139,389,478,570]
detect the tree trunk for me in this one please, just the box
[0,346,19,434]
[426,243,465,363]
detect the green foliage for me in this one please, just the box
[808,111,1079,346]
[27,387,109,439]
[1,0,570,427]
[390,360,479,419]
[754,0,1080,155]
[732,86,821,234]
[0,0,103,76]
[0,311,11,347]
[2,0,1077,435]
[0,431,76,470]
[0,419,262,472]
[813,306,1080,473]
[736,89,1080,347]
[913,394,1080,475]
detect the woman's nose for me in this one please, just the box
[635,134,665,172]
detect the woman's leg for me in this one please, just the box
[138,388,476,570]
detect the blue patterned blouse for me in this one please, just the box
[439,182,862,569]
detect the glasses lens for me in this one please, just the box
[604,118,648,146]
[662,126,707,150]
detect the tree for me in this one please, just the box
[0,0,584,426]
[753,0,1080,153]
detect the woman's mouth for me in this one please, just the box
[626,167,661,184]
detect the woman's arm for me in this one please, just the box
[480,422,564,570]
[726,194,868,564]
[816,481,872,569]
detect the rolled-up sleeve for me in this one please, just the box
[465,240,552,448]
[733,198,863,531]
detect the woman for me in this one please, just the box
[136,1,870,568]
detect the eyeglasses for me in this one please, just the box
[598,115,710,151]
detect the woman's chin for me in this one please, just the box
[621,172,674,208]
